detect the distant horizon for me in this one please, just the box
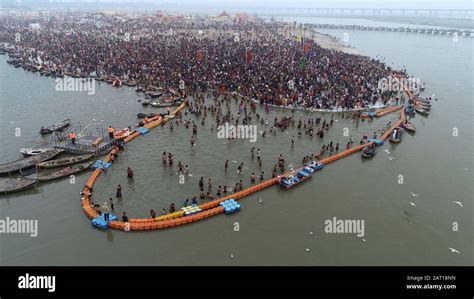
[1,0,473,10]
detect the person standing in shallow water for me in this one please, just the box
[116,184,122,198]
[102,202,110,222]
[127,167,134,178]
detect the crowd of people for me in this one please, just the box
[1,12,398,111]
[1,13,409,221]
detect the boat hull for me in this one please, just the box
[0,178,38,194]
[36,160,94,181]
[38,154,94,169]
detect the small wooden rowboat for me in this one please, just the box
[37,154,94,169]
[415,100,431,107]
[39,119,71,135]
[415,106,430,115]
[112,79,122,87]
[361,146,376,158]
[389,128,403,144]
[113,128,131,140]
[279,167,314,189]
[0,149,63,175]
[401,122,416,133]
[20,148,52,157]
[415,97,431,104]
[35,160,94,182]
[0,177,38,194]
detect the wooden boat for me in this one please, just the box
[305,161,324,171]
[415,106,430,115]
[415,100,431,107]
[151,101,173,107]
[389,128,403,143]
[361,146,376,158]
[415,97,431,104]
[142,99,151,106]
[0,149,63,175]
[415,104,430,111]
[401,122,416,133]
[20,148,52,157]
[113,128,132,140]
[137,112,157,119]
[123,80,137,87]
[39,119,71,135]
[0,177,38,194]
[112,79,122,87]
[145,91,163,98]
[150,98,183,107]
[37,154,93,169]
[34,160,94,182]
[279,168,313,189]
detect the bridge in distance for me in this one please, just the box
[245,7,474,18]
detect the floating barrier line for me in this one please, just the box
[81,75,413,231]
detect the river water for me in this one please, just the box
[0,18,472,266]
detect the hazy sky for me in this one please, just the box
[37,0,473,10]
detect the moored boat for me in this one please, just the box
[414,97,431,104]
[137,112,157,119]
[415,105,430,112]
[415,100,431,107]
[401,122,416,133]
[278,168,313,189]
[112,79,122,87]
[361,145,376,158]
[305,161,324,171]
[150,98,183,107]
[415,106,430,115]
[0,149,63,175]
[33,160,94,182]
[37,154,94,169]
[20,148,52,157]
[145,91,163,98]
[389,128,403,143]
[113,128,132,140]
[39,119,71,135]
[123,80,137,87]
[0,177,38,194]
